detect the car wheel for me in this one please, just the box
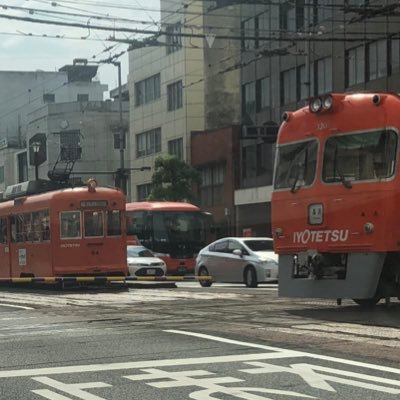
[198,266,212,287]
[244,266,258,288]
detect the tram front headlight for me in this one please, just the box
[309,97,322,113]
[322,94,333,110]
[364,222,374,234]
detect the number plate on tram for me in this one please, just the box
[308,203,323,225]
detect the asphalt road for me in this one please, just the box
[0,282,399,399]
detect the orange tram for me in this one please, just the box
[126,201,210,275]
[0,179,128,283]
[272,92,400,306]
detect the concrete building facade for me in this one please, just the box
[127,0,241,202]
[0,60,107,191]
[26,100,129,188]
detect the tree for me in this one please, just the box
[148,154,201,202]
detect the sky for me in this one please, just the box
[0,0,161,96]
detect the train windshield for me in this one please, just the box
[274,140,318,190]
[127,210,208,255]
[323,130,397,183]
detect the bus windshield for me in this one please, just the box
[274,140,318,190]
[323,130,397,183]
[127,210,208,256]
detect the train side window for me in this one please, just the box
[84,211,104,237]
[60,211,81,239]
[0,218,7,244]
[11,215,26,243]
[41,211,50,241]
[107,210,121,236]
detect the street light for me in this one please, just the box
[32,142,41,180]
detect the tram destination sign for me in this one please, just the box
[80,200,108,208]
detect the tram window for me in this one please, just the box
[60,211,81,239]
[11,214,26,243]
[84,211,104,237]
[41,211,50,241]
[274,140,318,189]
[25,213,35,242]
[0,218,7,244]
[323,130,397,183]
[107,210,121,236]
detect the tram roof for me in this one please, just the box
[126,201,200,212]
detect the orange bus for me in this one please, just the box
[0,180,128,280]
[272,92,400,306]
[126,201,210,275]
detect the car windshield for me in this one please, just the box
[243,239,274,252]
[127,246,154,258]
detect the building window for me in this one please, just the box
[113,133,126,149]
[43,93,55,103]
[346,46,365,86]
[256,77,270,111]
[281,68,296,105]
[136,128,161,158]
[315,0,333,24]
[137,183,152,201]
[135,74,161,106]
[167,80,183,111]
[256,12,270,48]
[242,82,256,115]
[242,142,275,184]
[241,18,255,50]
[316,57,332,94]
[280,2,296,32]
[166,22,182,54]
[346,0,369,7]
[391,38,400,74]
[0,166,4,184]
[168,138,183,160]
[60,131,82,161]
[297,64,315,100]
[77,94,89,102]
[17,152,28,183]
[200,164,225,207]
[367,39,387,81]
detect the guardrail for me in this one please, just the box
[0,275,213,284]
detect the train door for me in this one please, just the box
[0,218,11,278]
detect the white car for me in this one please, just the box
[195,237,278,288]
[127,245,167,277]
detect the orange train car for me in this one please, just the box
[0,180,128,279]
[272,92,400,306]
[126,201,210,275]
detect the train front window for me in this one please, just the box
[107,210,122,236]
[153,211,207,253]
[84,211,104,237]
[60,211,81,239]
[274,140,318,190]
[323,130,397,183]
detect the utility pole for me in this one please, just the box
[113,60,127,195]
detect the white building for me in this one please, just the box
[0,60,107,190]
[26,100,128,188]
[127,0,240,201]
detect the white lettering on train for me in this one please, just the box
[293,229,349,244]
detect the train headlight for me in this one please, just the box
[309,97,322,113]
[322,94,333,110]
[364,222,374,234]
[87,177,97,192]
[274,227,283,238]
